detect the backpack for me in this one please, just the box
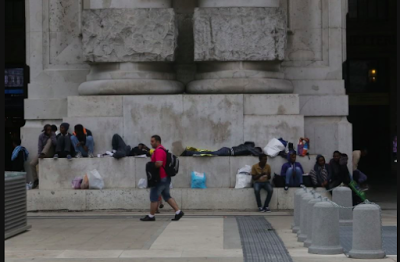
[162,149,179,177]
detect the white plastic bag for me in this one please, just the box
[235,174,252,188]
[263,138,286,157]
[235,165,252,188]
[138,178,147,189]
[87,169,104,189]
[237,165,252,175]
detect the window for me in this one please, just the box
[345,59,388,93]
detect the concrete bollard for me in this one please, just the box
[349,204,386,259]
[304,197,323,247]
[292,188,308,233]
[297,193,314,242]
[308,201,343,254]
[297,192,313,236]
[332,186,353,225]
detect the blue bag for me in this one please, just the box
[191,171,207,189]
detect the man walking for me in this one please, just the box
[251,154,273,212]
[140,135,184,222]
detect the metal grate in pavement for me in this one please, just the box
[236,216,293,262]
[340,226,397,255]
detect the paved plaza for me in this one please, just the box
[5,209,397,262]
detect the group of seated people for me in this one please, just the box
[279,150,353,190]
[250,150,360,212]
[25,123,152,189]
[25,123,94,188]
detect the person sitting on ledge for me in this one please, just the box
[251,154,273,213]
[309,155,330,188]
[327,152,351,192]
[181,142,262,157]
[30,124,57,189]
[53,123,75,160]
[71,124,94,158]
[281,151,304,191]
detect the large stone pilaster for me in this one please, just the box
[78,2,183,95]
[188,2,292,94]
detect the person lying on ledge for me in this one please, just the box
[309,155,330,188]
[281,151,304,191]
[111,134,151,159]
[181,142,262,156]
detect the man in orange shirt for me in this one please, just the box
[251,154,273,212]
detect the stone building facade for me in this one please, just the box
[23,0,352,180]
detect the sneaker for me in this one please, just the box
[172,211,184,221]
[32,179,39,189]
[140,215,155,222]
[75,152,82,158]
[89,153,94,158]
[53,154,59,159]
[264,207,271,213]
[284,186,289,191]
[259,207,266,212]
[67,155,72,161]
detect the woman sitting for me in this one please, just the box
[309,155,330,188]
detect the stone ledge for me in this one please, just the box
[27,188,330,212]
[39,155,325,190]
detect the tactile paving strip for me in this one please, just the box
[340,226,397,255]
[236,216,293,262]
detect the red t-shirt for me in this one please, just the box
[151,145,167,179]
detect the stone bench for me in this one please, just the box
[29,155,331,211]
[27,188,330,212]
[38,155,322,190]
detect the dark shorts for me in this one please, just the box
[150,177,172,202]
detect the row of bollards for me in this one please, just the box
[291,186,386,259]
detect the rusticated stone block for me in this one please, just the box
[82,9,177,62]
[194,7,286,61]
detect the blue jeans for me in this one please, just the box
[254,182,274,208]
[71,135,94,157]
[150,177,172,202]
[285,167,303,187]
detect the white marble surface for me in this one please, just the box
[244,94,300,115]
[24,98,67,120]
[194,7,286,61]
[82,9,177,62]
[244,115,305,149]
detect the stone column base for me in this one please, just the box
[78,79,184,95]
[187,78,293,94]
